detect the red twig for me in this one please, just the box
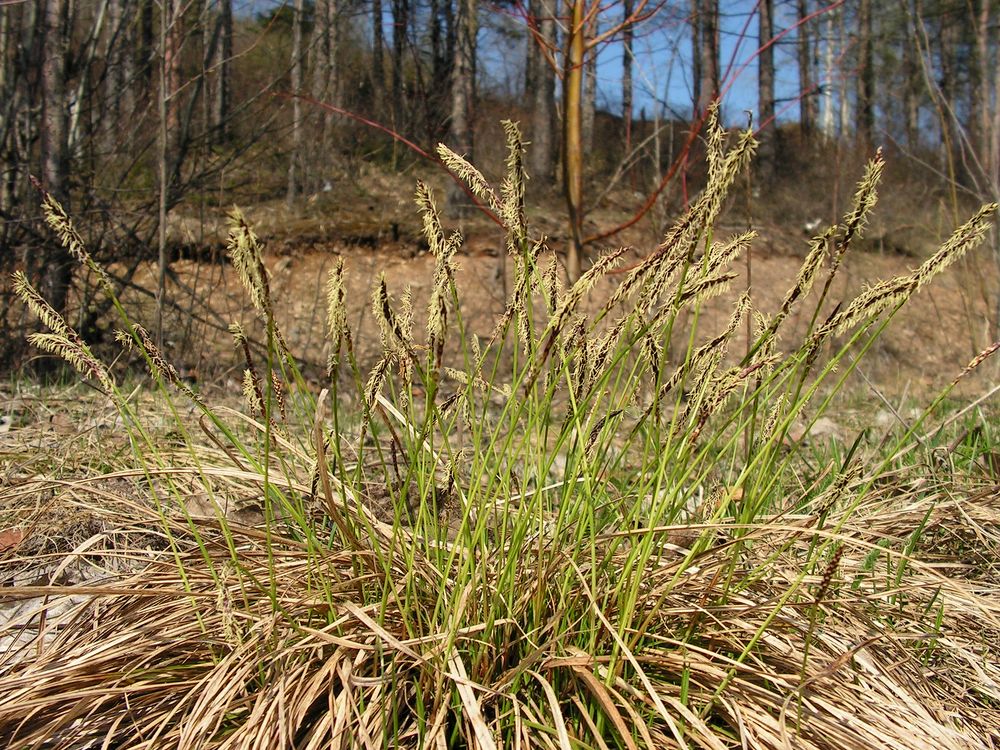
[275,92,502,228]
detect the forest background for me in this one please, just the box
[1,0,998,385]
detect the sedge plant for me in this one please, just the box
[4,108,1000,749]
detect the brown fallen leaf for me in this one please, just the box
[0,528,25,553]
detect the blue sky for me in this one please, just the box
[242,1,811,126]
[489,1,810,126]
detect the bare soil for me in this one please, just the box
[142,189,1000,403]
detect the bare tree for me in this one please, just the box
[529,0,556,184]
[581,44,597,154]
[693,0,719,117]
[212,0,232,143]
[103,0,127,149]
[908,0,1000,334]
[856,0,875,147]
[819,3,837,139]
[690,0,701,116]
[622,0,634,159]
[758,0,776,180]
[447,0,476,215]
[311,0,339,177]
[287,0,304,206]
[557,0,655,281]
[797,0,816,136]
[563,0,586,279]
[156,0,181,342]
[900,0,919,147]
[391,0,410,128]
[372,0,385,113]
[40,0,71,321]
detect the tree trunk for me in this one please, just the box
[622,0,633,159]
[428,0,446,135]
[287,0,304,205]
[930,4,959,179]
[391,0,410,128]
[529,0,556,184]
[524,0,537,98]
[797,0,815,136]
[140,0,154,94]
[563,0,584,282]
[690,0,701,117]
[213,0,232,143]
[372,0,385,114]
[68,0,109,160]
[987,0,999,193]
[973,0,991,162]
[581,43,596,154]
[164,0,181,145]
[311,0,336,172]
[856,0,874,147]
[312,0,331,104]
[819,4,835,139]
[900,0,919,148]
[156,0,178,343]
[447,0,476,215]
[837,7,850,137]
[0,5,12,239]
[5,0,39,248]
[104,0,125,149]
[757,0,775,180]
[694,0,719,116]
[40,0,71,320]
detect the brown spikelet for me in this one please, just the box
[912,202,997,291]
[415,181,447,256]
[653,294,750,406]
[836,149,884,255]
[642,326,663,385]
[703,230,756,271]
[242,368,264,418]
[132,323,202,404]
[364,357,391,410]
[815,151,884,307]
[525,248,628,390]
[499,120,527,252]
[227,208,292,356]
[948,338,1000,388]
[271,370,287,422]
[228,207,268,314]
[587,314,631,389]
[487,237,543,354]
[13,270,74,340]
[230,327,278,426]
[607,115,754,317]
[766,226,834,338]
[26,333,115,392]
[34,181,113,292]
[541,251,561,313]
[325,257,349,366]
[584,410,623,460]
[814,202,996,349]
[762,393,786,441]
[436,144,501,214]
[418,184,459,367]
[814,546,844,604]
[372,274,411,360]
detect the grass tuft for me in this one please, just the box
[3,116,1000,749]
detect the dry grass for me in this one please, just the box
[4,113,1000,748]
[1,465,998,748]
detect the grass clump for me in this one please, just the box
[3,111,1000,749]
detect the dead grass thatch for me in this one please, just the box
[2,468,998,749]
